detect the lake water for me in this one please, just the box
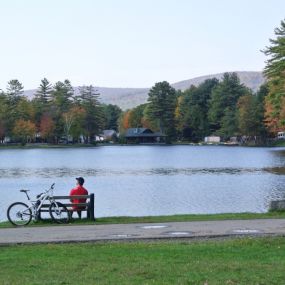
[1,145,285,221]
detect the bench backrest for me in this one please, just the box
[52,195,91,199]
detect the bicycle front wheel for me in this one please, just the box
[7,202,32,226]
[49,202,70,224]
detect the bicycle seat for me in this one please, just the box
[20,189,30,193]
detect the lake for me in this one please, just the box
[1,145,285,221]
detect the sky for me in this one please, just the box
[0,0,284,89]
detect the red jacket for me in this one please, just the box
[69,185,88,210]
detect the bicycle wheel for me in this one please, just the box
[49,202,70,224]
[7,202,32,226]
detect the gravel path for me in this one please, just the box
[1,219,285,245]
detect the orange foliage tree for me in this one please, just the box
[40,114,55,141]
[13,119,36,143]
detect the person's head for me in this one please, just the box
[76,177,85,186]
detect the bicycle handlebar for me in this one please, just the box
[43,183,55,194]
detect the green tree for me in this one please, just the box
[208,73,247,137]
[0,91,8,142]
[5,79,26,137]
[62,106,86,143]
[33,78,53,127]
[78,85,104,143]
[35,78,53,104]
[6,79,24,105]
[51,80,74,112]
[176,79,218,141]
[128,104,147,128]
[50,80,74,142]
[218,107,238,139]
[263,19,285,132]
[102,104,122,131]
[236,88,268,144]
[145,81,177,140]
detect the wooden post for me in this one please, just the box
[89,193,95,221]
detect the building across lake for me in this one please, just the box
[125,128,166,144]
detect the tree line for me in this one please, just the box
[120,19,285,144]
[0,19,284,145]
[119,74,268,143]
[0,79,122,144]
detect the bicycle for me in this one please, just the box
[7,183,70,226]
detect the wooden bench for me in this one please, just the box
[39,194,95,220]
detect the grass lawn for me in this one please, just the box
[0,237,285,285]
[1,212,285,228]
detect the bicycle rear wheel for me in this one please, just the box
[7,202,32,226]
[49,202,70,224]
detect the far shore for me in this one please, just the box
[0,141,285,149]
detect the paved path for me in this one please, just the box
[1,219,285,245]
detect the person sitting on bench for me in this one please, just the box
[69,177,88,219]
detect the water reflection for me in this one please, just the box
[0,166,276,178]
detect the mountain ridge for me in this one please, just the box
[24,71,265,110]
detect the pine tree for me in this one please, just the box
[6,79,24,105]
[145,81,177,140]
[49,80,74,142]
[78,85,104,142]
[35,78,53,104]
[208,73,247,136]
[176,79,218,141]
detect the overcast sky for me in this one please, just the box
[0,0,284,89]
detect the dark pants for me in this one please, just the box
[71,210,82,219]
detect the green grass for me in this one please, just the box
[1,212,285,228]
[0,237,285,284]
[95,212,285,224]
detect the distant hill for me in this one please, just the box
[24,71,265,110]
[171,71,265,93]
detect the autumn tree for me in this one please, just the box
[237,94,262,137]
[263,19,285,132]
[118,110,132,134]
[40,114,55,142]
[128,104,147,128]
[13,119,36,144]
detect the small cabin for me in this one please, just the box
[124,128,166,144]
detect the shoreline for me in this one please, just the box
[0,142,284,149]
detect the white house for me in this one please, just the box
[277,131,285,140]
[204,136,221,143]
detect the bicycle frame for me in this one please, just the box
[22,183,57,220]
